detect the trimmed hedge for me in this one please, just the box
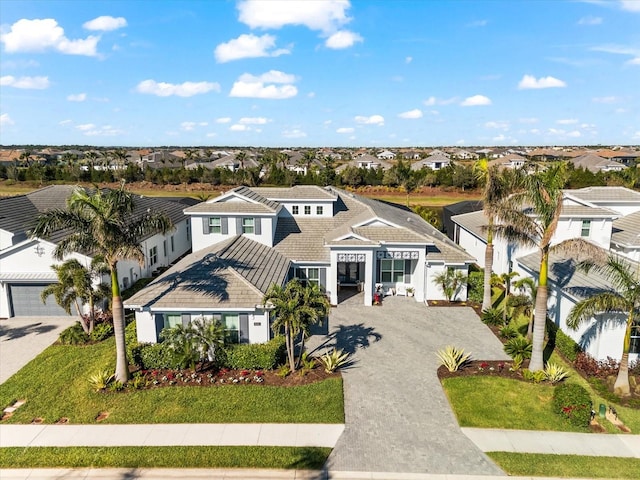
[467,270,484,303]
[223,336,287,370]
[552,383,592,428]
[547,320,582,362]
[131,342,183,370]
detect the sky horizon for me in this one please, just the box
[1,0,639,148]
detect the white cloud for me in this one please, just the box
[216,117,231,123]
[282,128,307,139]
[307,91,316,98]
[578,16,602,25]
[230,124,248,132]
[467,19,488,27]
[556,118,578,125]
[518,75,567,89]
[620,1,640,12]
[567,130,582,138]
[76,123,95,131]
[460,95,492,106]
[423,96,437,106]
[325,30,362,49]
[238,0,352,33]
[405,56,412,64]
[492,134,506,142]
[519,117,538,124]
[336,127,354,134]
[67,93,86,102]
[78,124,123,137]
[632,131,640,140]
[136,79,220,97]
[0,18,99,56]
[0,113,15,126]
[423,96,458,106]
[627,57,640,65]
[592,96,619,103]
[239,117,268,124]
[230,70,298,99]
[398,109,423,119]
[0,75,49,89]
[181,121,196,131]
[206,132,217,138]
[214,33,290,63]
[354,114,384,126]
[484,120,509,130]
[83,16,127,31]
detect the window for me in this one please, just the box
[222,314,239,344]
[209,217,222,234]
[631,322,640,354]
[242,217,255,234]
[292,205,299,215]
[171,235,175,252]
[149,246,158,266]
[163,240,167,257]
[304,205,311,215]
[186,223,191,241]
[295,267,320,286]
[164,314,181,329]
[317,206,323,215]
[379,259,404,283]
[581,220,591,237]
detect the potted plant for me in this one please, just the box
[406,286,415,297]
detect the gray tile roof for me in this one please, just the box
[611,211,640,247]
[184,186,279,215]
[451,210,488,241]
[569,153,625,173]
[565,186,640,204]
[124,236,290,309]
[560,205,618,218]
[252,185,337,201]
[354,226,427,243]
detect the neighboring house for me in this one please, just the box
[488,154,526,170]
[125,185,474,344]
[450,186,640,363]
[411,152,451,171]
[376,150,396,160]
[569,153,626,173]
[336,154,392,172]
[0,186,192,318]
[442,200,483,240]
[595,149,639,166]
[139,151,183,170]
[451,149,478,160]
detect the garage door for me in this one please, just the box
[8,284,70,317]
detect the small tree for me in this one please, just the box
[434,268,467,302]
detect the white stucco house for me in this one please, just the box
[125,186,474,345]
[449,186,640,363]
[0,186,193,318]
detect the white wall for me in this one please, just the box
[425,263,468,302]
[277,201,334,218]
[0,229,17,251]
[555,217,612,250]
[190,214,275,251]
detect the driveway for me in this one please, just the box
[0,317,73,384]
[307,296,510,475]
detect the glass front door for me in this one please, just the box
[338,262,360,283]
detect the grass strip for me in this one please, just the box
[0,339,344,424]
[487,452,640,478]
[0,446,330,469]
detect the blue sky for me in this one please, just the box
[1,0,639,147]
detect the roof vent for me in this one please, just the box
[407,217,412,222]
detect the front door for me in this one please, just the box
[338,262,359,283]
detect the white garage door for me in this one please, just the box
[8,284,70,317]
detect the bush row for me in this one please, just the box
[552,383,592,427]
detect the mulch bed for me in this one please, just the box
[428,300,483,316]
[126,365,340,391]
[437,360,531,382]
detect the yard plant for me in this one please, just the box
[436,345,471,372]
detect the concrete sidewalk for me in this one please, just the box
[0,469,616,480]
[462,427,640,458]
[0,423,344,448]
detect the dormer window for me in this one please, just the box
[304,205,311,215]
[317,206,323,215]
[242,217,255,234]
[209,217,221,234]
[292,206,299,215]
[581,220,591,237]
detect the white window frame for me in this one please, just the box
[149,246,158,267]
[209,217,222,234]
[317,206,323,215]
[295,267,320,286]
[292,205,299,215]
[223,314,240,344]
[379,259,404,283]
[581,219,591,238]
[304,205,311,215]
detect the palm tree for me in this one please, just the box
[295,282,330,368]
[433,268,467,302]
[31,185,173,382]
[567,256,640,397]
[492,163,601,371]
[42,257,110,334]
[474,160,521,312]
[513,277,536,339]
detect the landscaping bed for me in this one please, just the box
[437,359,528,382]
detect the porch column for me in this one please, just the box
[363,249,374,306]
[329,250,339,305]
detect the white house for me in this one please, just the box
[411,152,451,171]
[0,186,192,318]
[376,150,396,160]
[125,186,474,344]
[449,186,640,362]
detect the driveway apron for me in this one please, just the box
[308,296,509,474]
[0,317,72,384]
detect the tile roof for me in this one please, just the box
[560,205,618,218]
[451,210,488,241]
[611,211,640,247]
[124,236,290,309]
[565,186,640,203]
[252,185,337,201]
[184,186,279,215]
[569,153,625,173]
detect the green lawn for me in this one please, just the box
[0,338,344,424]
[488,452,640,479]
[0,446,330,469]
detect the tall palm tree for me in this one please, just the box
[295,282,330,368]
[513,276,536,339]
[474,160,521,312]
[42,257,110,334]
[493,163,567,371]
[567,256,640,397]
[31,185,173,382]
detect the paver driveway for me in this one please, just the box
[0,317,72,384]
[307,296,510,474]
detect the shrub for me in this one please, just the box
[544,362,569,384]
[130,342,182,370]
[504,336,532,360]
[574,353,619,378]
[436,345,472,372]
[552,383,592,427]
[481,308,505,327]
[319,349,350,373]
[89,322,114,342]
[88,369,114,391]
[499,324,518,339]
[467,270,484,303]
[59,322,90,345]
[522,369,546,383]
[222,336,286,370]
[555,329,582,362]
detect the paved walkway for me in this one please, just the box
[462,427,640,458]
[0,423,344,448]
[306,297,511,475]
[0,316,72,383]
